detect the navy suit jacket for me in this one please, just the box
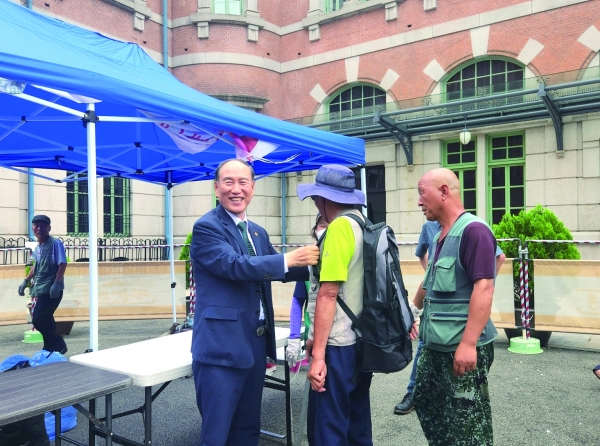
[190,204,308,367]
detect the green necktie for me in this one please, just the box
[237,221,270,331]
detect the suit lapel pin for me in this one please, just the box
[254,232,258,236]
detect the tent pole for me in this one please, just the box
[165,193,171,260]
[360,167,368,218]
[86,103,99,352]
[167,172,177,324]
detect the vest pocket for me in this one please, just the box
[427,312,468,348]
[432,256,457,293]
[420,298,473,351]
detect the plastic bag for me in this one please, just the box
[44,408,77,441]
[0,354,31,373]
[28,350,65,367]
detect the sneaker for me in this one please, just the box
[393,392,414,415]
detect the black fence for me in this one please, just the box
[0,237,169,265]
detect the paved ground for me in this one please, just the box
[1,320,599,446]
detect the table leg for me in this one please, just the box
[89,398,96,446]
[106,394,113,446]
[294,379,311,446]
[54,408,62,446]
[144,386,152,446]
[285,358,292,446]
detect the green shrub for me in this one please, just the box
[179,233,192,289]
[492,204,580,260]
[493,205,579,330]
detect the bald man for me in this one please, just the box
[412,168,498,445]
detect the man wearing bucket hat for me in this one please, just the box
[412,168,498,445]
[17,215,68,354]
[297,164,373,446]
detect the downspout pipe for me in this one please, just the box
[28,170,34,240]
[26,0,32,9]
[163,0,170,250]
[281,173,286,254]
[162,0,168,69]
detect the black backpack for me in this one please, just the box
[335,213,414,376]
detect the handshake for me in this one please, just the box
[284,245,320,268]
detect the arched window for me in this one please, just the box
[328,84,386,120]
[445,59,524,101]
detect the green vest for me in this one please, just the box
[419,213,498,352]
[30,236,61,297]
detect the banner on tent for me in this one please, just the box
[0,77,25,94]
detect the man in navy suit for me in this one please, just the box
[190,159,320,446]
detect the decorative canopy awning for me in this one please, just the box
[297,69,600,165]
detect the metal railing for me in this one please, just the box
[0,237,31,265]
[0,237,172,265]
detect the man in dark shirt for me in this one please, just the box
[18,215,68,354]
[412,168,498,445]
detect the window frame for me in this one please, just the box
[213,0,243,15]
[66,172,90,237]
[486,132,526,225]
[103,177,132,237]
[442,139,478,215]
[324,0,369,13]
[443,57,525,102]
[327,83,387,129]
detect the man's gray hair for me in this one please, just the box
[214,159,255,182]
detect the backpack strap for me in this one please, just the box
[334,212,366,326]
[343,214,404,308]
[336,295,363,385]
[336,212,368,385]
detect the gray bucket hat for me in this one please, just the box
[297,164,365,206]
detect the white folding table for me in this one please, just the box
[71,327,295,446]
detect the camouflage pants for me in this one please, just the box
[413,343,494,446]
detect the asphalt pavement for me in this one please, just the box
[1,320,599,446]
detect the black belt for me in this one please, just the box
[256,325,266,336]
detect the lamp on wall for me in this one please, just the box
[459,115,471,145]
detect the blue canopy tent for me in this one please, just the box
[0,0,365,350]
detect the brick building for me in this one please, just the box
[2,0,600,259]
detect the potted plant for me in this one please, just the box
[493,205,580,347]
[179,233,193,314]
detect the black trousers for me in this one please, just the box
[32,292,67,353]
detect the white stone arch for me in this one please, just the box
[309,56,400,121]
